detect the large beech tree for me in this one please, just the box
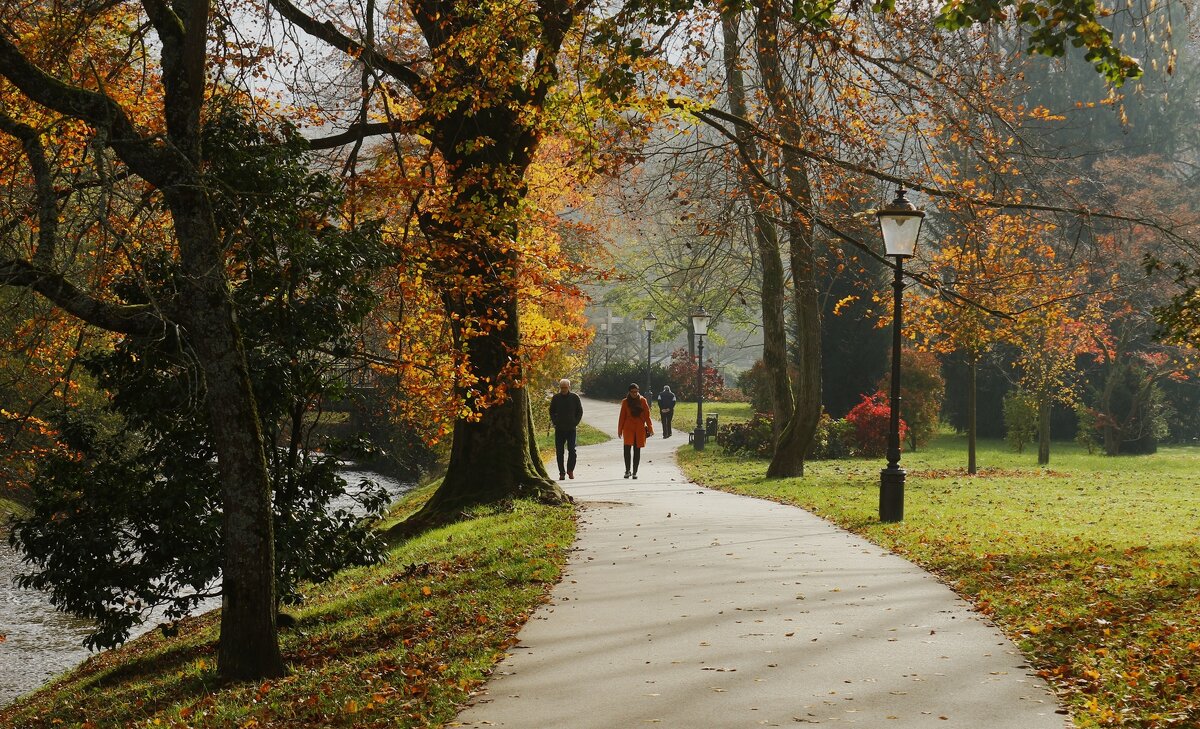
[268,0,583,527]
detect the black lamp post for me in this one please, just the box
[691,306,710,451]
[876,188,925,523]
[643,312,657,394]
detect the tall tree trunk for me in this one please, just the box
[0,16,287,679]
[1099,356,1121,455]
[171,191,287,680]
[397,115,570,531]
[400,289,567,530]
[720,9,791,439]
[1037,396,1051,465]
[968,353,978,474]
[754,0,822,477]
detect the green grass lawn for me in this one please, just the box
[661,400,754,436]
[533,422,609,455]
[677,434,1200,728]
[0,482,576,728]
[0,495,28,520]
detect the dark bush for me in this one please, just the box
[735,359,799,414]
[581,361,671,400]
[716,412,775,457]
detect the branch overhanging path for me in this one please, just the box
[454,397,1069,728]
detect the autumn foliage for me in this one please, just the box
[666,347,724,402]
[845,391,907,458]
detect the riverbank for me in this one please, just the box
[0,475,576,727]
[0,465,415,710]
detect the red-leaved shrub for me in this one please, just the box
[845,391,908,457]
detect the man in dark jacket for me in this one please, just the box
[657,385,676,438]
[549,378,584,480]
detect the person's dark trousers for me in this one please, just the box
[661,411,673,438]
[555,427,577,477]
[622,444,642,474]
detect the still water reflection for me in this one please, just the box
[0,466,411,706]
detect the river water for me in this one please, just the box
[0,466,413,707]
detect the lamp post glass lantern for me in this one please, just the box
[876,188,925,523]
[644,313,657,395]
[690,306,710,450]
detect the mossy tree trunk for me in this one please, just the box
[755,0,822,478]
[399,99,572,530]
[720,9,791,441]
[0,12,286,680]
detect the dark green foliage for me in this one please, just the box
[1096,361,1167,455]
[11,406,222,649]
[933,0,1142,84]
[8,104,393,649]
[737,360,773,414]
[819,253,889,419]
[716,411,855,460]
[716,412,775,458]
[737,359,800,415]
[943,352,1008,438]
[581,361,669,400]
[1074,402,1101,454]
[878,349,945,451]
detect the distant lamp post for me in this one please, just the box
[876,188,925,523]
[643,312,658,395]
[601,321,611,367]
[691,306,710,451]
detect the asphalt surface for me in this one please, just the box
[453,397,1068,728]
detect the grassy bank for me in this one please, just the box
[0,482,576,728]
[678,435,1200,728]
[0,495,28,521]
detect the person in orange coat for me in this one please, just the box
[617,383,654,479]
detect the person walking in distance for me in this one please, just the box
[549,378,583,480]
[656,385,676,438]
[617,383,653,479]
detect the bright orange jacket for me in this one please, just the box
[617,395,654,447]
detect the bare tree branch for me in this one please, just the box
[672,100,1187,244]
[267,0,425,92]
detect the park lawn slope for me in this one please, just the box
[0,483,576,729]
[678,437,1200,729]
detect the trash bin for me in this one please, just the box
[705,413,719,437]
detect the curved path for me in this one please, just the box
[454,397,1068,727]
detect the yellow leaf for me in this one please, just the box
[422,586,432,596]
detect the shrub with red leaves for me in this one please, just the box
[845,391,908,457]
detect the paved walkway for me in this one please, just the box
[454,397,1068,727]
